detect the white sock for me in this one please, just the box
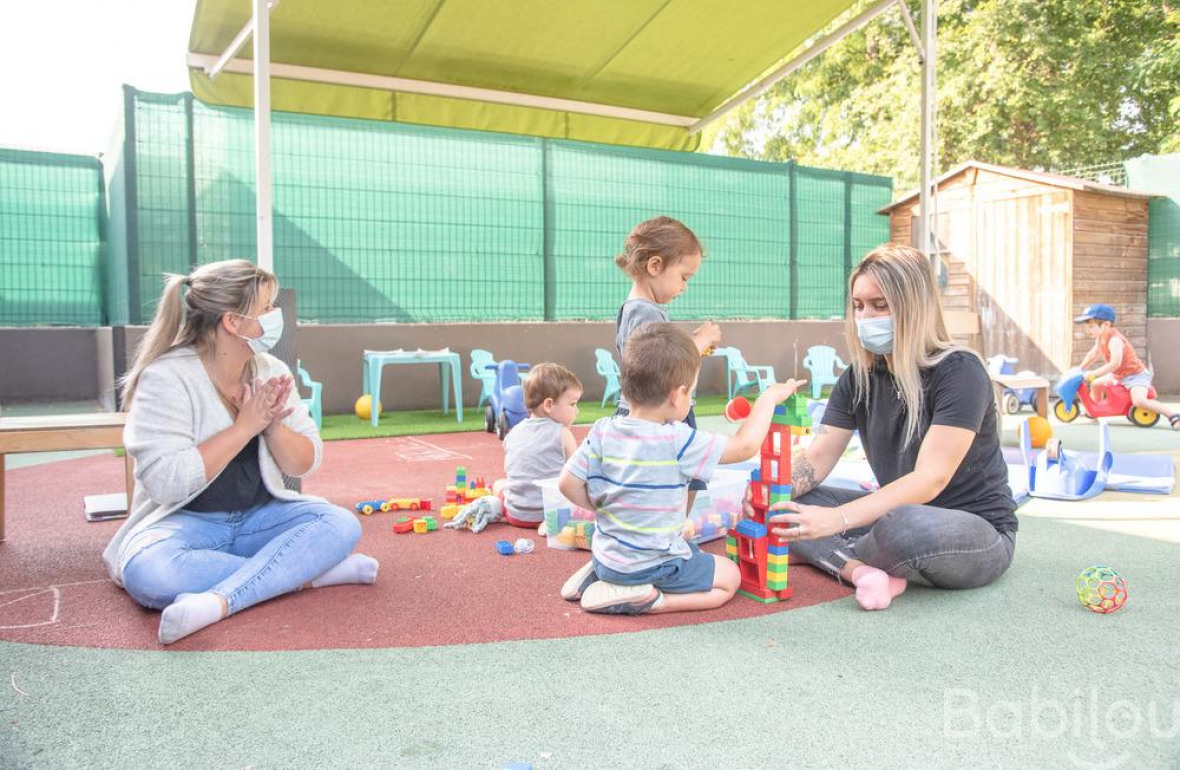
[311,553,379,588]
[159,592,225,645]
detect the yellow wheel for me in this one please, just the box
[1053,399,1080,423]
[1127,406,1160,428]
[361,504,375,515]
[380,502,392,512]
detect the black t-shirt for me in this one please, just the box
[821,351,1018,533]
[185,435,273,513]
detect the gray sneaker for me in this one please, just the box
[580,581,663,615]
[560,560,598,601]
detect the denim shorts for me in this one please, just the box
[613,405,707,492]
[593,541,716,594]
[1119,371,1153,391]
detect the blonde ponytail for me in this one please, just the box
[120,274,188,406]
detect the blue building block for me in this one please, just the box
[736,519,768,539]
[495,540,515,555]
[768,544,789,556]
[769,483,793,495]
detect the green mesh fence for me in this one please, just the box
[0,148,105,326]
[105,87,891,325]
[1125,154,1180,318]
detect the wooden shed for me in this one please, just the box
[880,161,1156,376]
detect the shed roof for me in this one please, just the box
[879,160,1157,214]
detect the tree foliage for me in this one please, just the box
[707,0,1179,190]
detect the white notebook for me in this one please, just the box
[83,493,129,522]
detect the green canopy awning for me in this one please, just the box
[188,0,863,151]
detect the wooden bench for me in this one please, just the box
[0,413,132,542]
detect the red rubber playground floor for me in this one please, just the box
[0,429,850,652]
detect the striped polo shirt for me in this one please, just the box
[565,415,727,573]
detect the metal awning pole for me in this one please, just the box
[919,0,937,267]
[254,0,274,273]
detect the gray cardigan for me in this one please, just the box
[103,347,324,584]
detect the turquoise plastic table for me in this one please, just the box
[362,349,464,427]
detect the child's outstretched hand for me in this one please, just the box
[693,322,722,351]
[758,379,807,405]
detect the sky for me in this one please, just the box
[0,0,199,156]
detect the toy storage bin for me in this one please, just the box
[538,476,597,550]
[538,468,749,551]
[682,469,747,545]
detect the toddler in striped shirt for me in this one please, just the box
[559,322,805,615]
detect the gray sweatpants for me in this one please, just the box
[787,486,1016,589]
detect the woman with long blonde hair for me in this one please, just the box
[104,259,377,644]
[750,245,1017,610]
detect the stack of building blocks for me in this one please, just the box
[728,394,811,603]
[445,466,493,509]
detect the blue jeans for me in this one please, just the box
[121,498,361,614]
[787,486,1015,589]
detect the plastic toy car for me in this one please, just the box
[1054,368,1160,427]
[483,360,530,440]
[385,497,431,512]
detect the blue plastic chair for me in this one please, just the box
[716,347,776,401]
[802,345,847,399]
[296,359,322,429]
[595,348,622,407]
[470,348,498,408]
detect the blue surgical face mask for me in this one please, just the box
[237,308,284,354]
[856,315,894,355]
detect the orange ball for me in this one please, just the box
[1026,416,1053,448]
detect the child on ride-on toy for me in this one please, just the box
[1075,303,1178,430]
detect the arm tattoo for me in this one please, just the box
[791,446,819,497]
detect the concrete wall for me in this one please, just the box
[0,327,115,408]
[114,321,848,414]
[9,320,1180,414]
[1147,319,1180,394]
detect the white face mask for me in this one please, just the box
[856,315,894,354]
[237,308,284,354]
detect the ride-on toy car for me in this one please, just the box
[987,355,1040,414]
[483,360,530,440]
[1053,367,1160,427]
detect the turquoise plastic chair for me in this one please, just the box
[470,349,498,408]
[802,345,847,399]
[595,348,622,407]
[717,347,776,401]
[296,360,323,429]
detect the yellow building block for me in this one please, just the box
[440,503,461,521]
[413,518,429,534]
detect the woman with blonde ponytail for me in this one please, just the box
[747,245,1017,610]
[104,259,377,644]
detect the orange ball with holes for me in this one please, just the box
[1026,416,1053,448]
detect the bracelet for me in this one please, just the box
[839,510,850,536]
